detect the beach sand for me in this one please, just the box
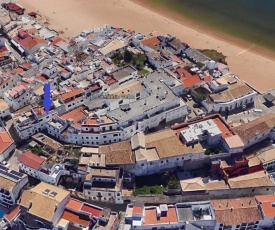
[18,0,275,93]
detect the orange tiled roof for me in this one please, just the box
[141,37,160,47]
[133,206,143,215]
[144,207,178,225]
[4,205,21,221]
[256,195,275,218]
[65,199,83,212]
[0,128,14,154]
[213,118,233,139]
[60,106,87,122]
[61,210,90,227]
[60,88,84,101]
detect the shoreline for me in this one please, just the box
[130,0,275,62]
[17,0,275,92]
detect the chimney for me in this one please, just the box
[231,207,233,212]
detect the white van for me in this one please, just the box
[253,109,262,114]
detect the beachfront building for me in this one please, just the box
[18,151,70,185]
[0,165,28,208]
[0,127,15,162]
[233,113,275,149]
[202,81,257,113]
[18,182,70,229]
[11,29,47,55]
[124,201,216,230]
[98,39,128,57]
[83,167,123,204]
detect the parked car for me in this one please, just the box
[1,160,10,168]
[187,94,192,101]
[193,103,200,108]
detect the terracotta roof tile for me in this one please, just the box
[0,128,14,154]
[144,207,177,225]
[211,197,262,225]
[256,195,275,218]
[65,199,83,212]
[18,151,45,170]
[61,210,90,227]
[60,88,84,101]
[233,114,275,142]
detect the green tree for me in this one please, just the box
[124,50,133,63]
[133,53,146,70]
[168,176,179,189]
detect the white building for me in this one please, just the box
[18,150,69,185]
[13,106,58,140]
[0,165,28,208]
[83,167,123,204]
[131,130,204,176]
[125,201,216,230]
[4,83,31,111]
[0,74,20,99]
[233,113,275,149]
[180,119,222,146]
[202,81,257,113]
[18,182,71,229]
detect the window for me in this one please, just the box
[161,161,163,163]
[150,162,153,165]
[141,163,144,166]
[252,189,255,192]
[166,160,168,163]
[119,100,123,104]
[108,193,111,196]
[117,193,120,196]
[103,135,106,138]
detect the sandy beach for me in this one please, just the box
[18,0,275,93]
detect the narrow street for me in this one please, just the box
[4,37,25,64]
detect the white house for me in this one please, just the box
[0,74,20,99]
[18,182,70,228]
[131,130,204,176]
[202,81,257,113]
[18,151,69,185]
[0,166,28,208]
[13,106,58,140]
[125,201,216,230]
[83,167,123,204]
[233,113,275,149]
[3,83,31,111]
